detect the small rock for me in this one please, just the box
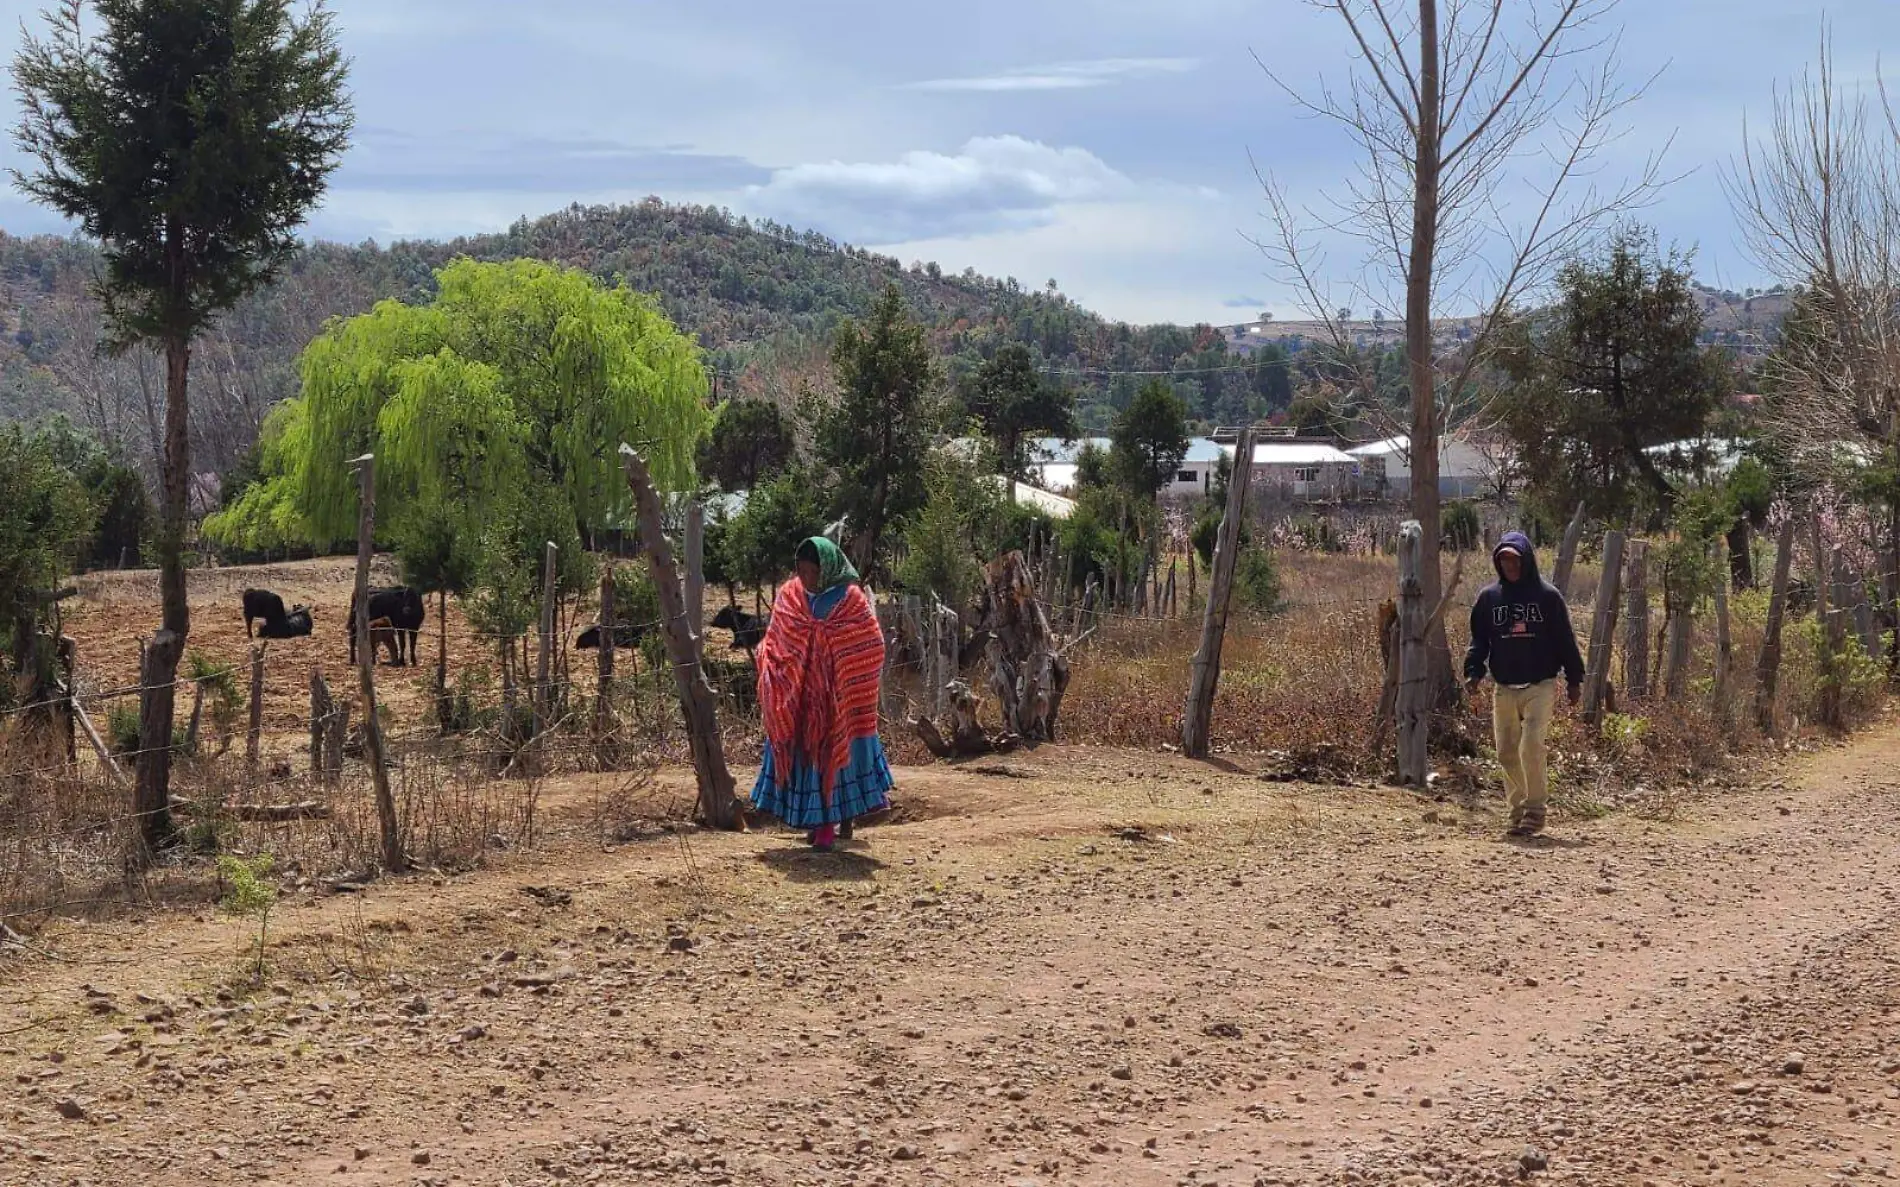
[1730,1080,1757,1095]
[460,1025,487,1041]
[354,1147,371,1162]
[667,935,695,953]
[1111,1066,1134,1081]
[1781,1054,1806,1076]
[400,996,429,1017]
[892,1145,920,1161]
[53,1097,86,1121]
[411,1150,432,1166]
[1518,1145,1548,1174]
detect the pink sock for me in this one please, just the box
[812,823,837,848]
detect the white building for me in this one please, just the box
[1248,441,1359,500]
[1028,436,1228,499]
[1346,434,1502,498]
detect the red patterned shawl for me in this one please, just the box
[757,579,885,802]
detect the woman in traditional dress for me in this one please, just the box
[752,537,894,850]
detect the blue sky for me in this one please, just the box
[0,0,1893,325]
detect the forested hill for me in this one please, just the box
[0,199,1283,484]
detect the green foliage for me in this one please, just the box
[216,854,277,982]
[896,449,1035,611]
[1443,501,1481,552]
[1726,456,1776,527]
[0,426,92,655]
[1495,226,1727,526]
[12,0,352,347]
[961,343,1076,481]
[21,416,145,571]
[1657,482,1732,615]
[722,466,834,593]
[816,285,937,572]
[1235,545,1284,615]
[610,565,662,632]
[1192,504,1223,569]
[435,667,494,735]
[187,648,244,750]
[104,703,140,756]
[699,398,794,493]
[1073,442,1111,491]
[1109,380,1190,499]
[1056,487,1147,592]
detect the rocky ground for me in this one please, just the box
[5,728,1900,1187]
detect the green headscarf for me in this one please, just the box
[796,535,858,590]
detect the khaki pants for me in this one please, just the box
[1492,679,1557,827]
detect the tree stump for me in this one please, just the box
[973,551,1069,743]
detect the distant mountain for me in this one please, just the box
[0,200,1305,483]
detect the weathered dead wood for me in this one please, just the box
[1183,428,1255,759]
[974,551,1069,743]
[1754,515,1797,734]
[1581,530,1627,727]
[350,455,403,874]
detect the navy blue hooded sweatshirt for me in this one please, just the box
[1464,531,1586,689]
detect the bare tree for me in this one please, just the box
[1256,0,1665,705]
[1728,35,1900,603]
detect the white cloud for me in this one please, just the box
[742,135,1135,243]
[904,57,1199,93]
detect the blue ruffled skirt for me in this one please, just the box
[751,736,894,828]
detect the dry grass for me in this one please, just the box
[1,544,1884,929]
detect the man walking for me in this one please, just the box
[1464,530,1585,837]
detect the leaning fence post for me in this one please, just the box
[619,443,744,830]
[595,566,617,765]
[1551,501,1587,598]
[1710,540,1734,720]
[1182,428,1255,759]
[1581,530,1627,727]
[350,454,403,874]
[535,540,557,738]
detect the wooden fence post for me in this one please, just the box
[309,667,334,779]
[596,566,616,764]
[350,455,403,874]
[1710,541,1733,719]
[1580,530,1626,726]
[1551,501,1587,598]
[1754,515,1796,734]
[1814,515,1845,730]
[620,444,744,829]
[1394,521,1429,786]
[685,501,706,654]
[535,540,557,737]
[246,644,264,782]
[1661,575,1695,701]
[1622,541,1650,701]
[134,630,179,853]
[1183,429,1255,760]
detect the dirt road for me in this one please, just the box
[5,727,1900,1186]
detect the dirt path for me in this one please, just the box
[6,727,1900,1187]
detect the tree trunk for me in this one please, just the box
[1404,0,1458,713]
[979,552,1070,744]
[134,633,179,856]
[1661,595,1694,701]
[134,335,195,858]
[1183,429,1255,759]
[1754,515,1796,734]
[1580,530,1626,726]
[1552,501,1587,598]
[352,457,403,874]
[1622,540,1650,701]
[620,445,744,830]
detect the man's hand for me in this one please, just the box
[1566,683,1582,707]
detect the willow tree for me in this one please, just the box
[13,0,352,853]
[210,258,710,689]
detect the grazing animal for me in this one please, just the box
[242,588,289,638]
[256,607,313,639]
[575,621,649,650]
[366,616,404,666]
[711,605,770,653]
[348,586,424,666]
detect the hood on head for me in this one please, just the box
[1493,530,1540,585]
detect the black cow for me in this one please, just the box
[711,606,770,653]
[575,621,650,650]
[242,588,289,638]
[348,586,424,666]
[257,607,314,639]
